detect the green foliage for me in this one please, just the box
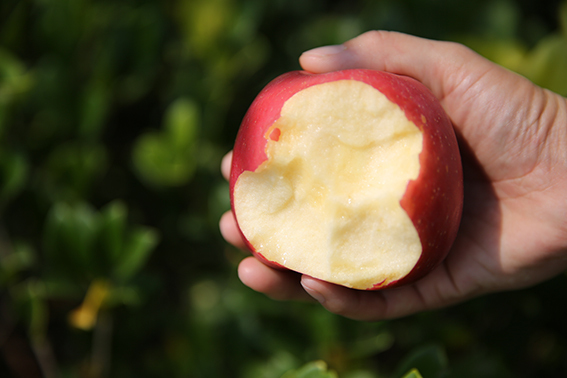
[280,360,427,378]
[520,34,567,96]
[281,361,339,378]
[0,147,28,205]
[132,98,200,187]
[401,370,423,378]
[457,0,567,96]
[392,345,448,378]
[0,0,566,377]
[43,200,158,282]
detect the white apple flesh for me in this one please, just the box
[230,69,463,290]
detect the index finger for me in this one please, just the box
[299,30,492,109]
[221,151,232,181]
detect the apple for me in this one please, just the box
[229,69,463,290]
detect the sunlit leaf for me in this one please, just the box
[348,331,394,359]
[460,37,527,72]
[520,34,567,96]
[164,98,199,151]
[132,132,197,186]
[401,369,423,378]
[0,48,33,103]
[113,227,159,281]
[214,37,270,83]
[0,149,28,204]
[132,98,200,187]
[0,48,33,135]
[43,202,99,277]
[79,79,111,140]
[482,0,520,40]
[393,344,449,378]
[68,279,111,330]
[281,361,338,378]
[177,0,234,57]
[560,0,567,36]
[99,200,128,264]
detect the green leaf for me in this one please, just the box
[132,98,200,187]
[132,132,196,186]
[13,280,49,340]
[0,242,35,287]
[104,285,142,307]
[401,369,423,378]
[99,200,128,264]
[79,79,111,140]
[177,0,234,57]
[281,361,338,378]
[481,0,520,40]
[348,331,394,359]
[393,344,449,378]
[113,227,159,281]
[164,98,199,151]
[560,0,567,37]
[0,48,33,105]
[460,37,527,73]
[520,34,567,96]
[44,200,158,282]
[43,202,99,277]
[0,149,28,204]
[43,142,108,200]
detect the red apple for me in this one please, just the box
[229,69,463,290]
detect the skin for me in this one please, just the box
[219,31,567,321]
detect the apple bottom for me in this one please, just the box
[233,79,427,290]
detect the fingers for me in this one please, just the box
[220,152,312,303]
[301,276,397,321]
[222,207,312,304]
[221,151,232,181]
[219,141,465,319]
[300,261,472,321]
[219,152,248,249]
[299,30,488,104]
[219,210,246,249]
[300,276,426,321]
[224,214,314,302]
[238,257,314,302]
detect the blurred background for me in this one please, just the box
[1,0,566,377]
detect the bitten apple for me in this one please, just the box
[229,69,463,290]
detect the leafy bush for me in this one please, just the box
[0,0,566,377]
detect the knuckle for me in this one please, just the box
[324,302,352,318]
[350,30,391,46]
[323,292,362,319]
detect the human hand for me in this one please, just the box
[220,31,567,321]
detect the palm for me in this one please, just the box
[438,53,567,294]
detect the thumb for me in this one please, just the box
[299,30,491,103]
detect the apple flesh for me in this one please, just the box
[230,69,463,290]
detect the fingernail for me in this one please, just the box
[301,276,326,304]
[302,44,346,57]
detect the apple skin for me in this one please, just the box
[230,69,463,289]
